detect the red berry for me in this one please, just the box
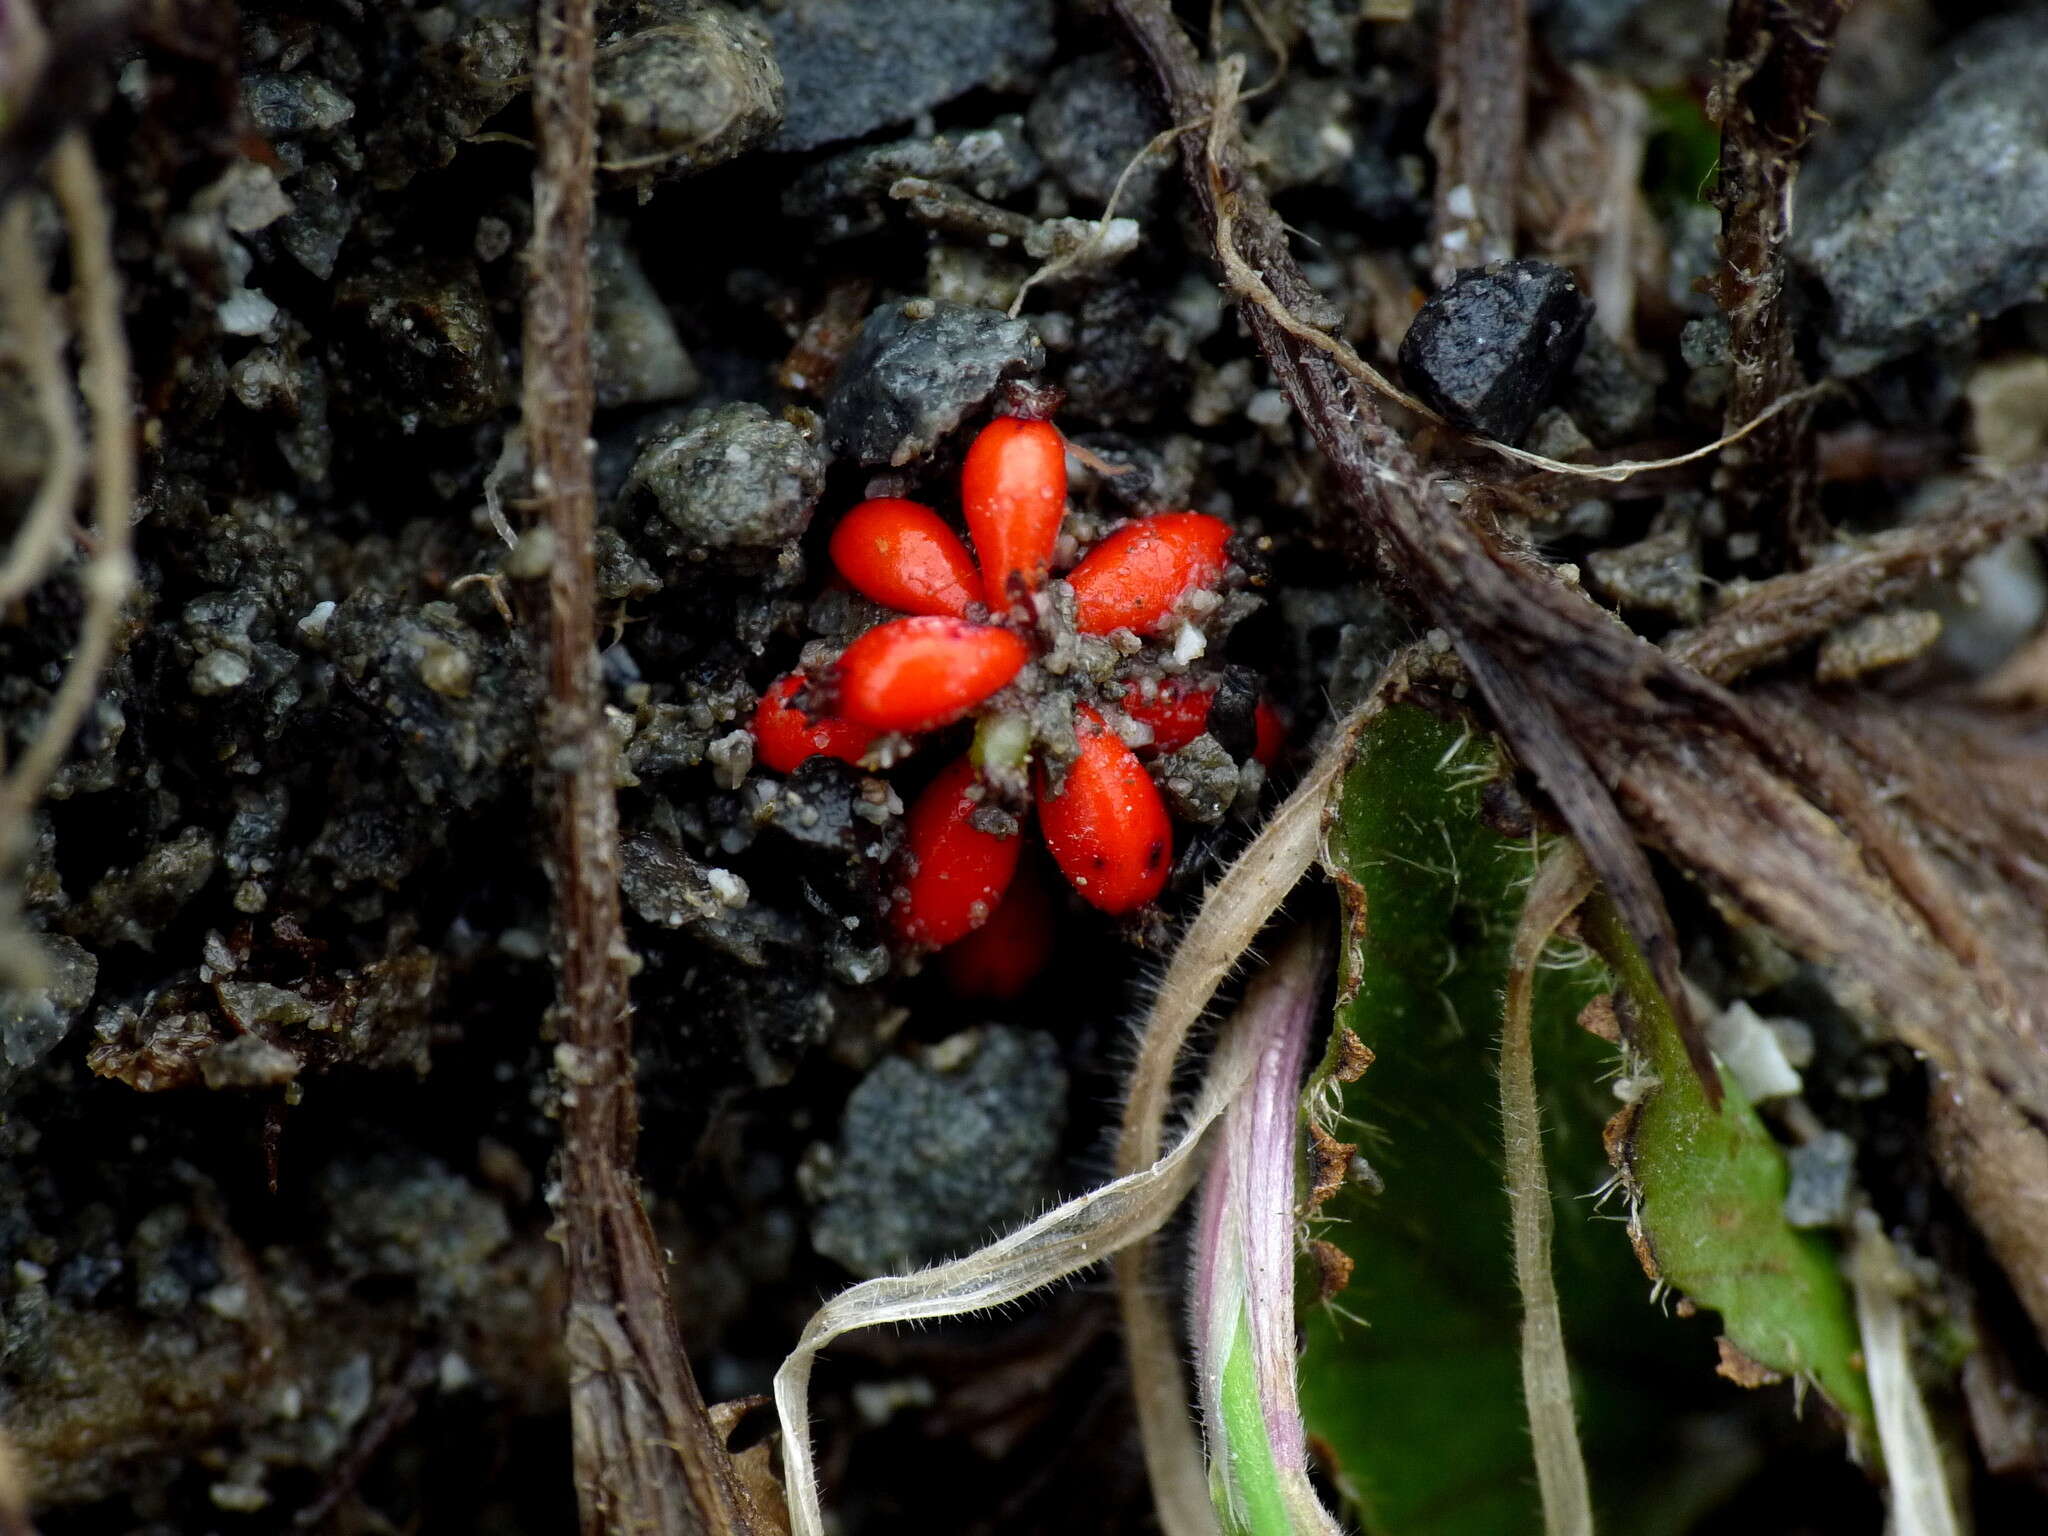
[943,858,1054,997]
[1066,512,1231,636]
[829,498,983,619]
[963,416,1066,609]
[893,756,1022,948]
[1120,678,1215,754]
[833,617,1030,733]
[1254,697,1286,767]
[1038,706,1172,914]
[751,672,879,774]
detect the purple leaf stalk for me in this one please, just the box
[1190,927,1344,1536]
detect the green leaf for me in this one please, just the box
[1297,702,1861,1535]
[1644,87,1721,210]
[1584,896,1877,1451]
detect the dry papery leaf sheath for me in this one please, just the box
[1104,0,2048,1347]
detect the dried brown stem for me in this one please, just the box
[523,0,759,1530]
[1710,0,1850,565]
[292,1351,440,1529]
[1673,458,2048,684]
[1427,0,1527,282]
[1108,0,1722,1101]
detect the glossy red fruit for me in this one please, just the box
[751,673,880,774]
[829,498,983,619]
[833,617,1030,732]
[1254,698,1286,766]
[893,756,1023,947]
[963,416,1067,608]
[1038,706,1172,914]
[943,859,1055,997]
[1120,679,1215,754]
[1066,512,1232,636]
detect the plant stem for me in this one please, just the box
[524,0,758,1528]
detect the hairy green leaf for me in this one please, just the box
[1297,702,1859,1534]
[1585,895,1876,1450]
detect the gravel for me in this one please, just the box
[1586,521,1705,624]
[241,71,356,137]
[784,116,1042,242]
[621,401,828,566]
[1799,15,2048,374]
[823,299,1045,466]
[1026,52,1165,210]
[0,937,98,1081]
[1397,259,1593,443]
[763,0,1056,152]
[328,256,512,430]
[1564,326,1661,447]
[321,1156,512,1315]
[594,0,784,187]
[590,218,701,408]
[810,1026,1066,1276]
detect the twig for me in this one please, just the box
[1427,0,1527,283]
[293,1351,440,1530]
[1106,2,1724,1104]
[0,132,134,864]
[0,2,128,205]
[1009,118,1186,320]
[1501,844,1596,1536]
[0,196,83,608]
[521,0,757,1531]
[1672,457,2048,684]
[1709,0,1850,565]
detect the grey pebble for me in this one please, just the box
[242,72,355,138]
[784,116,1042,242]
[811,1027,1066,1277]
[1026,53,1163,210]
[1158,734,1240,825]
[764,0,1054,153]
[621,401,827,562]
[824,300,1044,467]
[1783,1130,1858,1229]
[596,0,783,187]
[1799,15,2048,374]
[0,936,98,1078]
[591,219,700,409]
[1564,326,1662,447]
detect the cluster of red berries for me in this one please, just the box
[751,413,1279,989]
